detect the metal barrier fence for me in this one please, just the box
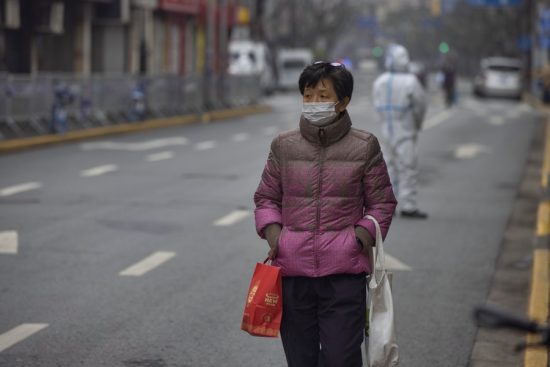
[0,73,261,140]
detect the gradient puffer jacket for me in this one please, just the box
[254,111,397,277]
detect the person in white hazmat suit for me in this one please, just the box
[373,44,428,219]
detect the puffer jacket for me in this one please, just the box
[254,111,397,277]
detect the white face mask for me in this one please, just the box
[302,102,338,126]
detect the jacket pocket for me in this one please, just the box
[346,225,362,258]
[273,228,315,276]
[276,227,303,260]
[318,225,361,273]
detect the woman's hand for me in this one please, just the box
[265,224,282,260]
[355,225,374,266]
[268,246,279,260]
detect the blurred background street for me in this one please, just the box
[1,0,550,366]
[0,74,544,366]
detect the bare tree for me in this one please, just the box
[262,0,362,58]
[380,2,525,74]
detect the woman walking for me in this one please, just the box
[254,62,397,367]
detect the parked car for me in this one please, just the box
[473,57,522,99]
[276,48,313,90]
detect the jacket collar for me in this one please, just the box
[299,110,352,146]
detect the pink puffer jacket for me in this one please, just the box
[254,111,397,277]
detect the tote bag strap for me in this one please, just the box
[365,215,386,284]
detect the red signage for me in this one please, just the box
[159,0,200,14]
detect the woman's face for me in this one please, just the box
[303,78,349,112]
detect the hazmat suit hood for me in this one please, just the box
[385,44,410,73]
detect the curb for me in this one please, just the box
[524,95,550,367]
[0,104,272,154]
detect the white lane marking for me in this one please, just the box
[423,110,452,130]
[80,164,118,177]
[0,324,49,353]
[213,210,251,226]
[489,115,505,126]
[0,231,18,254]
[146,151,174,162]
[80,137,189,151]
[194,141,217,151]
[385,254,412,271]
[119,251,176,277]
[263,126,278,136]
[454,143,490,159]
[232,133,250,142]
[0,182,42,197]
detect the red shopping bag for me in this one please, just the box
[241,258,283,337]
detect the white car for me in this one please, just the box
[276,48,313,91]
[473,57,522,99]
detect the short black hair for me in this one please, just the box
[298,62,354,101]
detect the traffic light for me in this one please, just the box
[439,42,450,54]
[372,47,384,58]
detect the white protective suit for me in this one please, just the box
[373,45,427,212]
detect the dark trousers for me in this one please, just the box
[280,273,366,367]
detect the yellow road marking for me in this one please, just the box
[537,201,550,236]
[0,115,198,153]
[0,105,271,154]
[524,249,549,366]
[524,95,550,367]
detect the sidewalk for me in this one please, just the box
[468,96,550,367]
[0,104,271,154]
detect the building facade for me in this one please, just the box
[0,0,235,75]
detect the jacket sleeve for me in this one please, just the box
[355,136,397,243]
[254,136,283,239]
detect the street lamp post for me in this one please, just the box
[204,0,216,110]
[219,0,228,107]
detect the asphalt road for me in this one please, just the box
[0,73,544,367]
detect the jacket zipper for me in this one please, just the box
[315,128,326,274]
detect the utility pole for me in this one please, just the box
[289,0,296,47]
[522,0,533,93]
[254,0,265,41]
[204,0,216,110]
[219,0,228,106]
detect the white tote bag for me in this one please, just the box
[365,215,399,367]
